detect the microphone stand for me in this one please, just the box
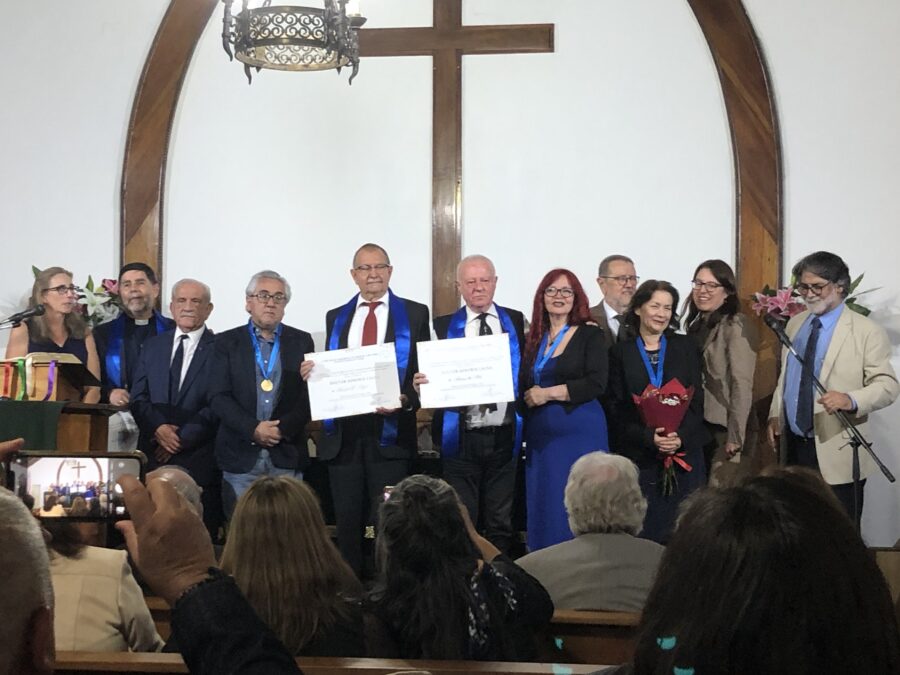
[767,317,895,532]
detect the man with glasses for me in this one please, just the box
[94,262,175,450]
[590,254,640,348]
[768,251,898,523]
[302,243,430,577]
[210,270,313,517]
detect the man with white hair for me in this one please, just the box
[516,452,664,611]
[0,439,54,675]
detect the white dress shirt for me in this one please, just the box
[602,300,621,336]
[346,292,389,348]
[462,304,510,429]
[169,325,206,388]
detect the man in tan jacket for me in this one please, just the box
[768,251,898,523]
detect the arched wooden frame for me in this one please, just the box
[121,0,782,395]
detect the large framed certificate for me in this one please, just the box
[417,333,515,409]
[305,343,402,421]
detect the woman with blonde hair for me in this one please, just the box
[5,266,100,402]
[220,476,365,656]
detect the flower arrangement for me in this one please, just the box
[751,274,877,321]
[31,266,122,327]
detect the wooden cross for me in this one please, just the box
[358,2,554,315]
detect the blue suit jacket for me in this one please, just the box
[130,327,219,484]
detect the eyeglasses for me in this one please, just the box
[544,287,574,298]
[599,275,640,286]
[795,281,832,296]
[354,263,391,273]
[248,292,288,304]
[43,285,80,296]
[690,280,724,291]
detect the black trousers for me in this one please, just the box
[786,431,865,527]
[443,424,517,554]
[327,422,409,577]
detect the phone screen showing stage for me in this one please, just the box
[11,454,142,520]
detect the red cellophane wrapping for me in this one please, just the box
[631,378,694,434]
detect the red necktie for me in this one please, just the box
[361,301,381,346]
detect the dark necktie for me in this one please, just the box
[477,312,493,336]
[796,317,822,435]
[169,334,188,404]
[614,314,628,342]
[361,301,381,346]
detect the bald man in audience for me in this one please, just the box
[516,452,664,612]
[0,439,54,675]
[590,254,639,348]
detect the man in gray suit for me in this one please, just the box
[516,452,663,612]
[589,254,639,348]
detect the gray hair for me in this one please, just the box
[0,488,53,674]
[456,254,496,280]
[598,254,635,277]
[352,243,391,268]
[171,278,212,304]
[147,466,204,519]
[245,270,291,303]
[564,452,647,536]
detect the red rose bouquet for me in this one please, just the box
[632,378,694,495]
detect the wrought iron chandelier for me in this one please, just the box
[221,0,367,84]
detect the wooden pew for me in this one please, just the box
[54,653,606,674]
[873,547,900,623]
[537,609,640,665]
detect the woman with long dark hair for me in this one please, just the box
[608,280,708,543]
[369,474,552,661]
[5,266,100,402]
[683,259,758,486]
[220,476,365,656]
[521,268,609,551]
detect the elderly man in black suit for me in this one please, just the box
[210,270,313,518]
[414,254,525,554]
[589,254,639,348]
[131,278,222,537]
[302,243,430,576]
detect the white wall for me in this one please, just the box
[1,1,898,543]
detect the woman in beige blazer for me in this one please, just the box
[45,521,163,652]
[684,260,758,486]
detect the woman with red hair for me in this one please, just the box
[522,268,609,552]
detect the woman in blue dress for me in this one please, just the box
[5,266,100,402]
[522,268,609,552]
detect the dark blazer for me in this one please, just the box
[316,295,430,461]
[130,327,219,485]
[431,305,525,447]
[209,323,314,473]
[521,324,609,413]
[94,312,175,401]
[608,333,709,467]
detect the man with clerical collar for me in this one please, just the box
[302,243,430,577]
[768,251,898,525]
[94,262,175,450]
[210,270,313,518]
[589,254,640,348]
[131,279,223,537]
[416,254,525,555]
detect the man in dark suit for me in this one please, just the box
[417,254,525,554]
[94,262,175,450]
[589,254,639,348]
[302,243,430,576]
[209,270,313,518]
[130,278,222,537]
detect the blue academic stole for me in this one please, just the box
[440,306,523,459]
[323,290,411,447]
[105,312,169,389]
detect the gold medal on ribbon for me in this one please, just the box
[260,379,274,392]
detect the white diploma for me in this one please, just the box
[305,343,402,421]
[417,333,515,409]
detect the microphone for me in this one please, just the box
[1,304,46,326]
[762,313,797,354]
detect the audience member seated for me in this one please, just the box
[517,452,663,611]
[44,520,164,652]
[68,495,89,517]
[368,474,553,661]
[597,467,900,675]
[219,476,365,656]
[39,493,65,517]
